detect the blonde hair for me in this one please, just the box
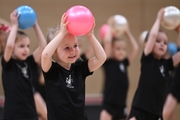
[16,31,28,41]
[47,24,60,43]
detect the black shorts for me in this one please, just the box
[68,116,88,120]
[127,107,163,120]
[103,102,127,120]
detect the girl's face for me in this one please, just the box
[56,34,80,64]
[153,32,168,58]
[112,40,126,61]
[12,37,30,60]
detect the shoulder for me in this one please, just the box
[162,57,174,69]
[123,58,129,66]
[26,55,35,63]
[74,60,93,76]
[26,55,38,68]
[141,51,154,63]
[74,59,88,66]
[1,56,14,69]
[42,61,60,80]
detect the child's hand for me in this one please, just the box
[175,25,180,33]
[124,23,130,34]
[86,18,95,36]
[157,8,165,21]
[10,10,19,26]
[60,13,69,34]
[33,21,38,27]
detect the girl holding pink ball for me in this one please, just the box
[41,6,106,120]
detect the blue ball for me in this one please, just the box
[168,42,178,55]
[16,5,37,29]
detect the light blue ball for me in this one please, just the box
[168,42,178,55]
[16,5,37,29]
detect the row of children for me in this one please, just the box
[0,7,180,120]
[100,8,180,120]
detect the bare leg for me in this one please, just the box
[34,92,47,120]
[163,94,178,120]
[100,109,112,120]
[129,117,136,120]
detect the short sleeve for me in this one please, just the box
[26,55,37,67]
[141,52,153,64]
[166,57,174,71]
[1,56,13,69]
[42,61,58,81]
[75,60,93,77]
[124,58,129,67]
[80,54,88,61]
[103,59,110,67]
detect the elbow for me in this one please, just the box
[6,44,13,51]
[41,51,50,61]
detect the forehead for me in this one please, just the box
[16,37,30,44]
[61,34,78,45]
[157,32,168,42]
[113,40,126,47]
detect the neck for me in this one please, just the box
[153,54,162,59]
[56,60,71,70]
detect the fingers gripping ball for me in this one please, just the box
[139,31,148,45]
[108,15,128,37]
[161,6,180,30]
[66,5,94,36]
[168,42,178,55]
[16,5,37,29]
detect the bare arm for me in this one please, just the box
[172,25,180,67]
[125,25,139,64]
[84,45,93,59]
[41,13,68,72]
[4,10,19,62]
[32,21,47,63]
[144,8,164,55]
[102,26,112,59]
[87,23,106,72]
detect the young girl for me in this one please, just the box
[163,26,180,120]
[41,13,106,120]
[128,8,180,120]
[2,10,47,120]
[100,23,139,120]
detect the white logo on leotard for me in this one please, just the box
[119,63,125,72]
[66,75,74,88]
[159,65,165,77]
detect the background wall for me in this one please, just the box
[0,0,180,119]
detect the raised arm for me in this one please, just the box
[4,10,19,62]
[41,13,68,72]
[102,26,112,59]
[32,21,47,63]
[144,8,164,55]
[86,22,106,72]
[125,24,139,64]
[172,25,180,67]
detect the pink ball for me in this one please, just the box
[99,24,109,39]
[66,5,94,36]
